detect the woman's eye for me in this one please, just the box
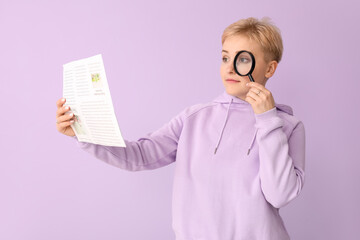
[222,57,229,62]
[240,58,250,63]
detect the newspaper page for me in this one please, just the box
[62,54,126,147]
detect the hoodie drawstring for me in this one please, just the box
[213,97,258,156]
[214,98,233,154]
[247,128,258,155]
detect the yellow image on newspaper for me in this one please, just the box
[91,73,103,88]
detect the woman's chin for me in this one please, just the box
[225,87,246,97]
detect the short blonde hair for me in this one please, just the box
[221,17,283,63]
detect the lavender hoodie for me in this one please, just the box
[72,90,306,240]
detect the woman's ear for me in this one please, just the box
[265,60,278,78]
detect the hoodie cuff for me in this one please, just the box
[254,107,282,127]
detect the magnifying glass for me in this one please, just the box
[233,50,256,82]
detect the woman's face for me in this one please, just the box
[220,34,274,100]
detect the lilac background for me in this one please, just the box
[1,0,359,239]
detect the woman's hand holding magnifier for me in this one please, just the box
[245,82,275,114]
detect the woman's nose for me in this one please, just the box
[227,62,235,73]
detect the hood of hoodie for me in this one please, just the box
[212,90,293,155]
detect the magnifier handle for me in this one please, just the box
[248,74,255,82]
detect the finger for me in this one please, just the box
[56,98,66,108]
[245,95,256,104]
[56,112,75,124]
[249,88,266,99]
[247,82,269,93]
[249,88,260,95]
[247,90,261,101]
[56,105,71,118]
[56,119,75,128]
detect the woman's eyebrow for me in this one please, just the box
[221,50,241,54]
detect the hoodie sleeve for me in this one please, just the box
[71,109,185,171]
[254,107,306,209]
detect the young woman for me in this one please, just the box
[56,17,306,240]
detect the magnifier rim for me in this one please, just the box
[233,50,256,76]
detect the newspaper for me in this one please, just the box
[62,54,126,147]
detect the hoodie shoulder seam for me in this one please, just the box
[183,102,217,120]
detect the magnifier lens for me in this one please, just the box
[235,52,253,75]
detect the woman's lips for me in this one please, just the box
[226,79,240,83]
